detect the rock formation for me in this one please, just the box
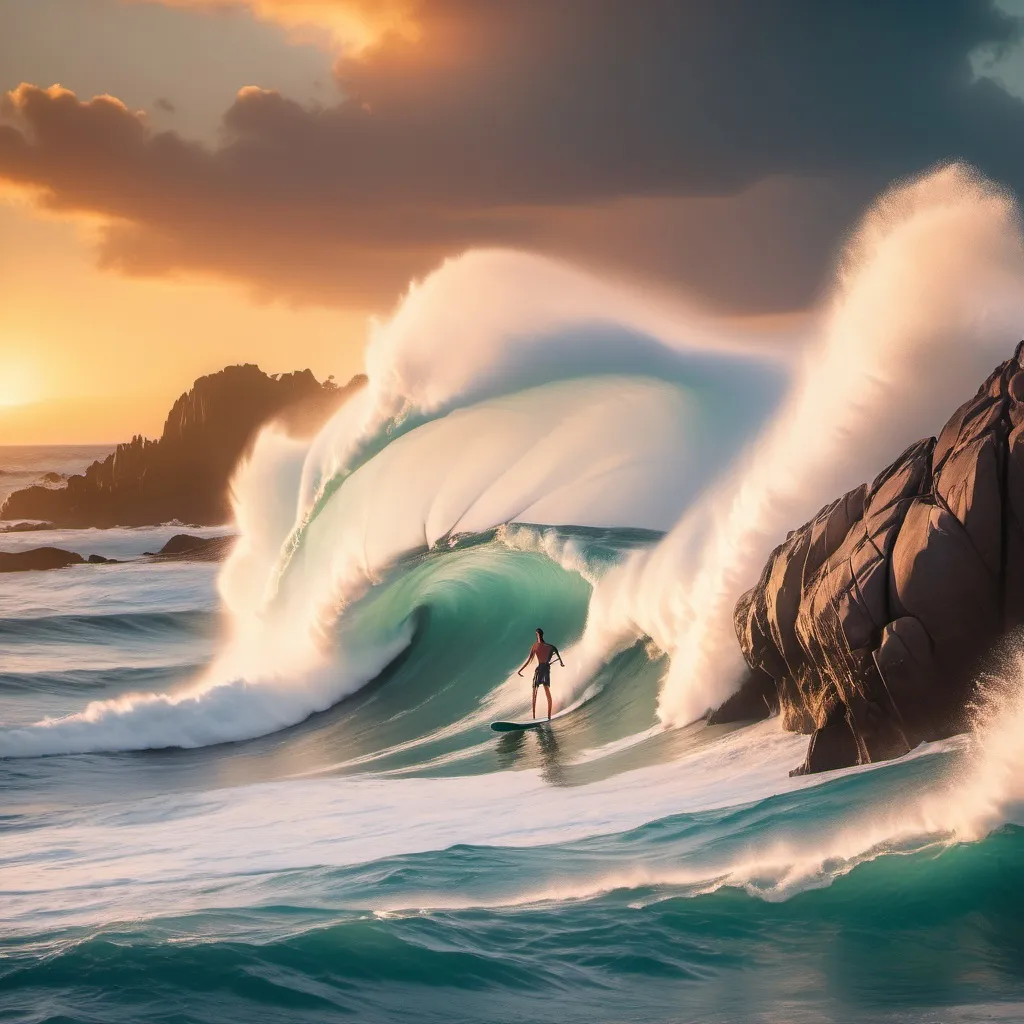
[0,547,87,572]
[711,342,1024,775]
[1,365,366,527]
[0,534,232,573]
[146,534,236,562]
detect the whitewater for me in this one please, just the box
[4,164,1024,1023]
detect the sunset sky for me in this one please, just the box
[2,0,1024,443]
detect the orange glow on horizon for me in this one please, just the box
[0,204,368,446]
[129,0,423,54]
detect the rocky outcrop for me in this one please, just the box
[0,548,86,572]
[0,522,57,533]
[712,342,1024,775]
[146,534,235,561]
[1,366,366,527]
[0,534,230,573]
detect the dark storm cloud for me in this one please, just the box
[333,0,1024,199]
[1,0,1022,311]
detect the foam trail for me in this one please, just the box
[373,664,1024,909]
[10,665,1024,929]
[583,163,1024,724]
[703,653,1024,904]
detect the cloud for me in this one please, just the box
[129,0,420,52]
[1,2,1023,313]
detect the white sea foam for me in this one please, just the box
[0,719,821,929]
[0,710,990,932]
[9,646,1024,934]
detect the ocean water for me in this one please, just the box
[0,445,113,507]
[4,166,1024,1023]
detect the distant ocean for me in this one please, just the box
[0,444,113,507]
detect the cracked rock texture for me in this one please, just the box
[711,342,1024,775]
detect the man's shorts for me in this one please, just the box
[533,663,551,688]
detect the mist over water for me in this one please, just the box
[5,165,1024,1024]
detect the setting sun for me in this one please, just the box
[0,355,41,407]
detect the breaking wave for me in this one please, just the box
[2,163,1023,760]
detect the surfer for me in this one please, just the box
[517,628,564,720]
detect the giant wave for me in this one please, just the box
[2,162,1024,760]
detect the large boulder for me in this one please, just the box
[712,342,1024,775]
[0,547,85,572]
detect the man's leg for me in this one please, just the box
[544,684,552,720]
[532,685,537,719]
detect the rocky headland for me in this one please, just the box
[711,341,1024,775]
[0,365,365,528]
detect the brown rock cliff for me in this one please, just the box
[712,342,1024,774]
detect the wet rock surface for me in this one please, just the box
[712,342,1024,775]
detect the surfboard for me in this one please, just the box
[490,705,576,731]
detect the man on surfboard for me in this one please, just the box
[517,628,564,720]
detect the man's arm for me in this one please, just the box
[553,645,565,666]
[517,646,536,675]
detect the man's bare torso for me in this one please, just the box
[532,641,556,665]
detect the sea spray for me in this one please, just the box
[581,162,1024,726]
[266,252,786,596]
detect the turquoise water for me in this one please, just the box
[7,821,1024,1024]
[2,513,1023,1024]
